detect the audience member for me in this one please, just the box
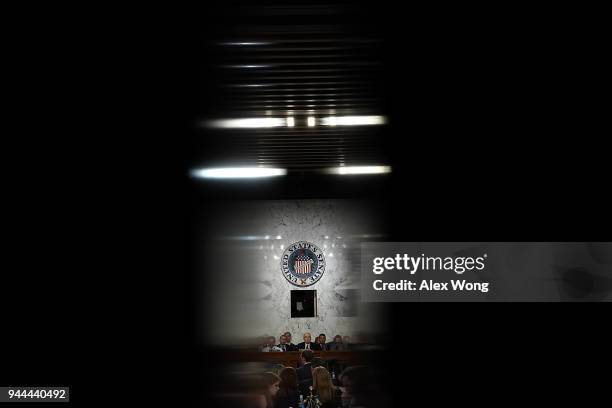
[275,367,299,408]
[255,372,280,408]
[339,366,375,408]
[298,356,325,396]
[312,366,342,408]
[296,349,314,382]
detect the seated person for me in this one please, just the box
[277,334,290,352]
[283,332,298,351]
[296,350,315,382]
[276,367,299,408]
[342,336,351,350]
[261,336,282,352]
[255,372,280,408]
[326,335,347,351]
[297,332,321,351]
[318,333,328,350]
[312,366,342,408]
[298,356,325,396]
[339,366,376,408]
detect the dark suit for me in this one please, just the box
[296,362,312,382]
[326,341,346,351]
[319,389,342,408]
[278,343,296,352]
[297,342,321,351]
[298,377,313,396]
[276,388,299,408]
[284,343,298,351]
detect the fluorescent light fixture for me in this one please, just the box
[222,235,284,241]
[307,116,316,127]
[325,165,392,175]
[191,167,287,179]
[228,64,269,68]
[286,117,295,127]
[233,84,270,87]
[223,42,269,46]
[320,115,387,126]
[206,117,286,128]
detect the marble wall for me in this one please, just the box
[199,199,387,346]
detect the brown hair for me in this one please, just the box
[261,372,280,386]
[277,367,298,397]
[301,349,314,362]
[259,372,280,408]
[312,366,335,403]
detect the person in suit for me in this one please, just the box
[296,349,315,382]
[277,334,289,352]
[318,334,328,350]
[298,356,325,396]
[297,332,322,351]
[342,336,351,350]
[261,336,282,352]
[275,367,299,408]
[326,335,347,351]
[283,332,298,351]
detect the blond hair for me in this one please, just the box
[312,366,335,403]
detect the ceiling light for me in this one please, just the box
[325,165,392,175]
[205,118,286,128]
[190,167,287,179]
[320,115,387,126]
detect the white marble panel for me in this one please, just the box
[201,199,386,346]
